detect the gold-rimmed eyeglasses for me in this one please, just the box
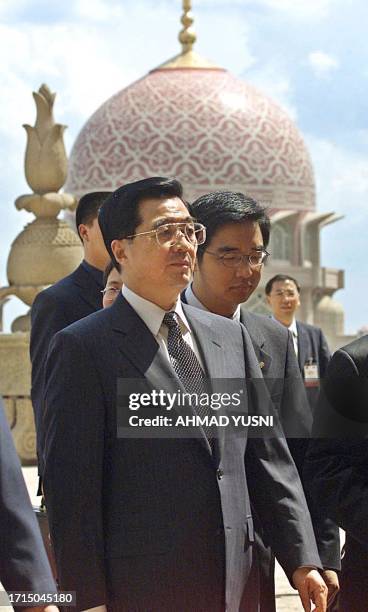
[126,222,206,247]
[205,249,270,269]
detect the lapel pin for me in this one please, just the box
[259,361,265,369]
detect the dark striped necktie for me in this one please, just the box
[163,311,215,452]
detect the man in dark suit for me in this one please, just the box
[306,335,368,611]
[265,274,331,401]
[0,398,58,612]
[187,191,339,610]
[43,177,327,612]
[30,191,111,474]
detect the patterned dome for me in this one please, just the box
[66,63,315,211]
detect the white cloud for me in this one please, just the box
[246,60,298,121]
[260,0,338,20]
[308,51,339,78]
[74,0,124,21]
[195,10,255,74]
[0,0,27,19]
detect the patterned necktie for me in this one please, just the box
[163,311,215,451]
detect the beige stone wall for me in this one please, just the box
[0,332,36,464]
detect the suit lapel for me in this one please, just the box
[184,305,248,462]
[240,310,272,375]
[111,294,160,376]
[111,296,212,455]
[184,309,229,379]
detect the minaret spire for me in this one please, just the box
[179,0,196,54]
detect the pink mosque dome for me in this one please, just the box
[65,12,315,212]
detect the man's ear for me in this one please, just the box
[111,239,128,265]
[78,223,89,242]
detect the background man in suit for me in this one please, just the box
[306,335,368,611]
[187,191,339,610]
[265,274,331,400]
[43,177,327,612]
[30,191,111,475]
[0,398,58,612]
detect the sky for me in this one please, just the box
[0,0,367,333]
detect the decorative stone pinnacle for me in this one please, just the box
[179,0,196,54]
[22,84,67,195]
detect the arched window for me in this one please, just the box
[269,223,292,261]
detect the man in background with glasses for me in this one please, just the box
[185,191,339,610]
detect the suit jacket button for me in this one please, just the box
[217,469,224,480]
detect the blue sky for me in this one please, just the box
[0,0,367,333]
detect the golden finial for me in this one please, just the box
[153,0,222,70]
[179,0,196,54]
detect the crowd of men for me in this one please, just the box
[1,177,367,612]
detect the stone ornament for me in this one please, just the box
[0,83,82,323]
[23,83,67,195]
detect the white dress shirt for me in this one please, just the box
[271,315,299,357]
[287,318,299,357]
[122,284,204,368]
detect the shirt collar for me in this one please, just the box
[288,318,298,337]
[81,259,104,287]
[122,284,191,337]
[185,284,240,321]
[271,315,298,336]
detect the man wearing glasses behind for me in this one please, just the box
[185,191,339,610]
[43,178,326,612]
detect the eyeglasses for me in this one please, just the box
[205,249,270,269]
[101,287,121,297]
[271,290,298,298]
[126,222,206,247]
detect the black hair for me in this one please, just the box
[75,191,112,241]
[189,191,270,261]
[98,177,185,263]
[265,274,301,295]
[102,260,121,287]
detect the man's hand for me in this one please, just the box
[321,569,339,607]
[292,567,328,612]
